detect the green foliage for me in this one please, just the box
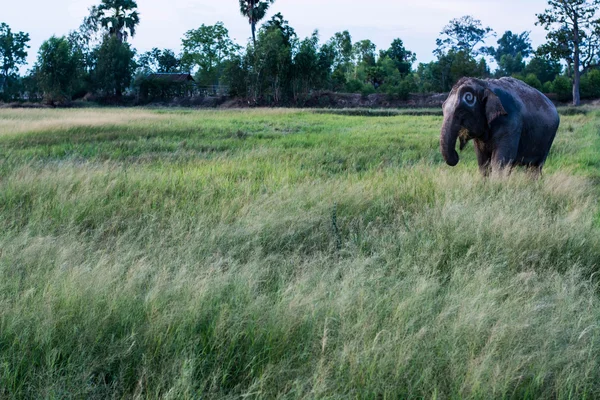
[497,53,525,76]
[292,32,322,99]
[344,78,365,93]
[580,69,600,98]
[261,13,296,47]
[36,36,83,104]
[418,50,489,93]
[181,22,239,86]
[536,0,600,105]
[525,53,563,83]
[522,73,543,90]
[552,75,573,101]
[0,22,30,100]
[250,16,295,103]
[492,31,533,63]
[328,31,354,82]
[434,15,495,57]
[93,36,136,97]
[222,55,250,97]
[137,48,180,74]
[1,109,600,397]
[380,38,416,76]
[353,39,377,67]
[239,0,276,45]
[87,0,140,43]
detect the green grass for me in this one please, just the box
[1,107,600,398]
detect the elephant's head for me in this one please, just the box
[440,78,508,166]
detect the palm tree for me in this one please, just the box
[239,0,275,47]
[89,0,140,43]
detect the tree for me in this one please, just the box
[493,31,533,62]
[0,23,30,99]
[524,52,562,84]
[353,40,377,67]
[492,31,533,76]
[497,53,526,76]
[87,0,140,43]
[138,48,180,73]
[181,22,239,86]
[94,36,136,97]
[261,13,296,47]
[239,0,276,47]
[536,0,600,105]
[419,50,489,93]
[251,14,295,103]
[380,39,416,76]
[328,31,354,84]
[435,15,495,57]
[292,32,320,98]
[36,36,82,104]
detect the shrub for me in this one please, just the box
[345,79,364,94]
[552,76,572,102]
[580,69,600,99]
[523,73,543,91]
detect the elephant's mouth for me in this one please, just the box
[458,128,472,151]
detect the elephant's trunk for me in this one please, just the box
[440,113,460,167]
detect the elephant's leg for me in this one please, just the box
[491,150,517,176]
[490,130,520,175]
[525,161,544,179]
[474,141,492,177]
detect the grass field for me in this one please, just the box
[1,107,600,398]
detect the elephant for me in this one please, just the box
[440,77,560,176]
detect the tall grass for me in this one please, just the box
[1,108,600,398]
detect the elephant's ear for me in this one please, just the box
[484,89,507,126]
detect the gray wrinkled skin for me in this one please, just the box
[440,77,560,176]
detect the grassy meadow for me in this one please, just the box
[1,107,600,398]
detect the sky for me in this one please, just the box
[3,0,553,71]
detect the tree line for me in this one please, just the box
[1,0,600,106]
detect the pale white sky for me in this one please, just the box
[4,0,552,70]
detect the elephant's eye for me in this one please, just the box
[462,92,476,107]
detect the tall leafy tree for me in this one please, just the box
[239,0,276,47]
[536,0,600,105]
[36,36,82,104]
[181,22,240,86]
[380,39,416,76]
[493,31,533,76]
[525,52,563,84]
[138,48,180,73]
[252,13,295,103]
[94,36,136,97]
[0,23,30,98]
[87,0,140,43]
[292,31,320,98]
[261,13,296,47]
[353,40,377,67]
[493,31,533,62]
[434,15,495,57]
[328,31,354,84]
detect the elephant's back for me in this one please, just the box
[491,77,559,129]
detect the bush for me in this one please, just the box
[580,69,600,99]
[523,73,543,91]
[542,81,553,94]
[382,75,416,100]
[345,79,363,93]
[552,76,572,102]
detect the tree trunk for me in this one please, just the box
[250,0,256,47]
[573,16,581,106]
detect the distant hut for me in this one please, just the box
[139,73,196,100]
